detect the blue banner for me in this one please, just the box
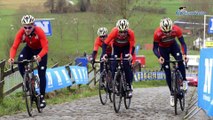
[69,66,88,85]
[208,18,213,34]
[34,66,72,93]
[198,48,213,116]
[134,71,165,81]
[34,20,52,36]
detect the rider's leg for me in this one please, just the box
[159,46,174,106]
[33,49,48,108]
[159,47,173,93]
[37,54,47,108]
[122,45,133,89]
[171,43,188,91]
[17,46,32,77]
[111,45,120,79]
[171,43,186,80]
[100,54,104,73]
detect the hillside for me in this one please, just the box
[0,0,187,67]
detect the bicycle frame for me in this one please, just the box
[110,57,132,113]
[93,60,113,105]
[12,59,41,116]
[163,60,185,115]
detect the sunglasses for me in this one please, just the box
[24,26,33,30]
[119,31,127,33]
[163,30,171,33]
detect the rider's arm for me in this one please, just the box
[10,29,24,59]
[153,29,161,58]
[92,37,101,59]
[37,27,48,58]
[102,43,107,55]
[178,36,187,55]
[153,42,161,58]
[131,46,135,55]
[102,28,117,55]
[128,29,136,55]
[175,25,187,55]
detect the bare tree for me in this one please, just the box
[78,0,91,12]
[44,0,55,13]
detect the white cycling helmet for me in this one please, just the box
[116,19,129,31]
[21,15,35,25]
[97,27,108,36]
[160,17,173,33]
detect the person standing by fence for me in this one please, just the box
[8,15,48,108]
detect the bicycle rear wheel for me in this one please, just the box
[113,71,122,113]
[23,74,33,116]
[99,72,108,105]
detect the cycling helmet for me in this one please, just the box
[21,15,35,25]
[160,17,173,33]
[116,19,129,31]
[97,27,108,36]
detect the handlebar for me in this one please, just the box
[13,59,36,64]
[11,59,38,73]
[108,58,130,61]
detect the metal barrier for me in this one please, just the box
[184,87,212,120]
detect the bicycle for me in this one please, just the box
[163,60,187,115]
[11,58,42,116]
[111,57,132,113]
[92,60,113,105]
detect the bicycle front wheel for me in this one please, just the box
[171,72,178,115]
[33,76,42,113]
[179,90,185,111]
[99,71,108,105]
[176,71,185,111]
[107,71,113,102]
[113,71,122,113]
[23,74,33,116]
[124,93,131,109]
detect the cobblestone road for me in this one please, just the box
[0,86,210,120]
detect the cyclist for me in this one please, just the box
[102,19,135,97]
[153,17,188,107]
[8,15,48,108]
[90,27,112,73]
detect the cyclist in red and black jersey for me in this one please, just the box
[90,27,112,72]
[102,19,135,97]
[153,17,188,107]
[8,15,48,108]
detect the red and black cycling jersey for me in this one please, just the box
[10,26,48,59]
[153,25,187,55]
[93,37,112,55]
[104,27,135,54]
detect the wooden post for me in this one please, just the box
[0,60,6,103]
[65,62,72,91]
